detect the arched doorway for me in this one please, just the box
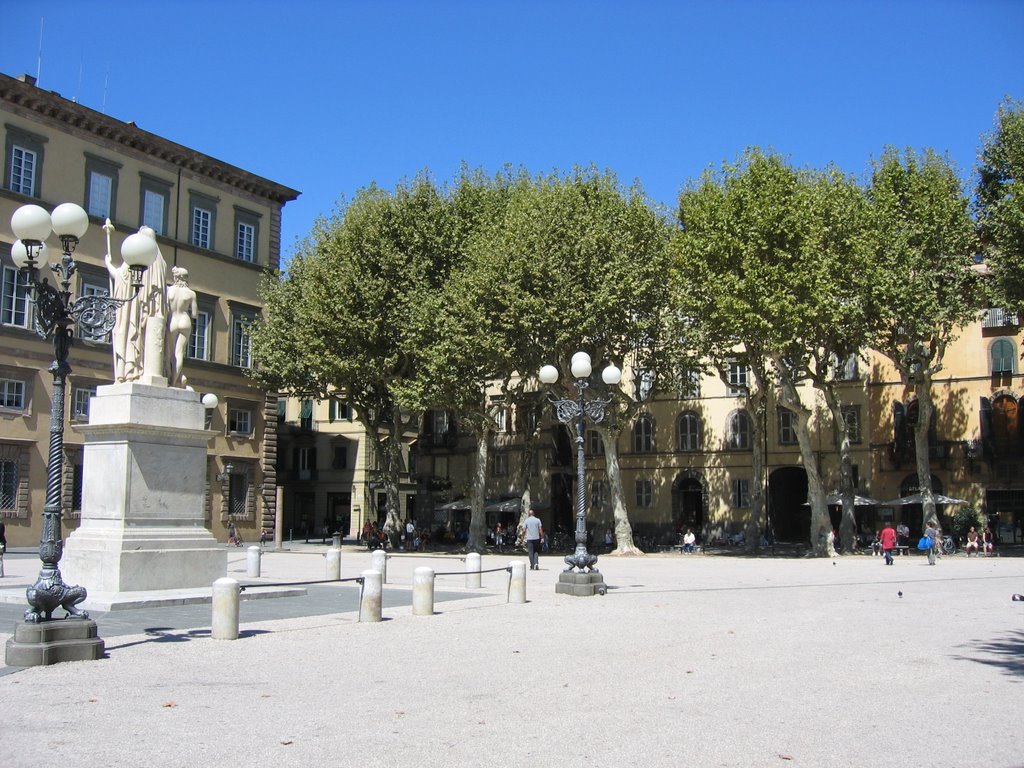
[768,466,809,543]
[672,471,706,541]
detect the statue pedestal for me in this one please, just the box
[555,571,607,597]
[5,619,104,666]
[62,383,226,607]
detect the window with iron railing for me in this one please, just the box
[983,307,1020,329]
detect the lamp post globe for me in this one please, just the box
[50,203,89,240]
[11,203,52,242]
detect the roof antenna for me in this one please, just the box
[36,17,44,85]
[102,65,109,113]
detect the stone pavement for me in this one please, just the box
[0,545,1022,767]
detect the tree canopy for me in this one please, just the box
[977,98,1024,315]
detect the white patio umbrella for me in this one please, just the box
[881,493,968,506]
[803,493,881,506]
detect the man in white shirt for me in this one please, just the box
[521,508,544,570]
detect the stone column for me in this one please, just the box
[412,567,434,616]
[465,551,481,588]
[361,569,382,622]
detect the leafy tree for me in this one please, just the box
[397,169,526,552]
[791,168,874,553]
[976,97,1024,315]
[249,175,462,543]
[674,150,877,555]
[502,168,673,556]
[672,151,785,552]
[864,148,979,531]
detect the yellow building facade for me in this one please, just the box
[276,305,1021,549]
[0,72,299,548]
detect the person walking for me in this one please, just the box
[924,520,939,565]
[879,521,897,565]
[521,508,544,570]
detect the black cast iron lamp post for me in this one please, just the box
[539,352,621,573]
[10,203,157,622]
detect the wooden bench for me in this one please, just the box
[893,545,910,556]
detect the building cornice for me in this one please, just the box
[1,72,300,206]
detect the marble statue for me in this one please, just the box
[166,266,197,388]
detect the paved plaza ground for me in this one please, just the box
[1,544,1022,767]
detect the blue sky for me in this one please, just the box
[2,1,1022,263]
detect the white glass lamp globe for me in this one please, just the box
[570,351,592,379]
[11,204,52,242]
[50,203,89,239]
[121,232,158,268]
[602,364,622,385]
[538,365,559,384]
[11,239,49,270]
[201,393,219,410]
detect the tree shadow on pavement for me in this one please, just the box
[104,626,269,652]
[953,629,1024,679]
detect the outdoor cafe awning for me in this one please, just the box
[881,493,968,506]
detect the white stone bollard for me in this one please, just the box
[326,547,342,581]
[212,577,240,640]
[371,549,387,583]
[361,569,382,622]
[412,566,435,616]
[246,546,261,578]
[465,551,482,589]
[509,561,527,603]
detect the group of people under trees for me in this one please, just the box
[872,520,996,565]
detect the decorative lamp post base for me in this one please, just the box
[555,570,607,597]
[5,619,105,667]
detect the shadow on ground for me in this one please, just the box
[954,629,1024,678]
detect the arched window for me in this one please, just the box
[677,412,702,452]
[727,410,751,450]
[633,414,655,453]
[990,339,1017,375]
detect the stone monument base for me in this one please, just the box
[555,570,607,597]
[5,619,105,666]
[62,524,226,603]
[61,382,227,607]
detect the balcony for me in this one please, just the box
[982,308,1020,329]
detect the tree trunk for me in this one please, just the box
[380,414,405,546]
[821,382,857,554]
[744,376,768,553]
[601,426,643,556]
[913,376,938,530]
[775,358,834,556]
[467,427,489,553]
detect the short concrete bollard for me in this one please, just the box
[361,569,382,622]
[412,566,435,616]
[212,577,240,640]
[465,551,482,589]
[371,549,387,583]
[246,546,261,578]
[509,561,527,603]
[326,547,342,580]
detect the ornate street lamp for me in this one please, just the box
[10,203,157,622]
[539,351,621,574]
